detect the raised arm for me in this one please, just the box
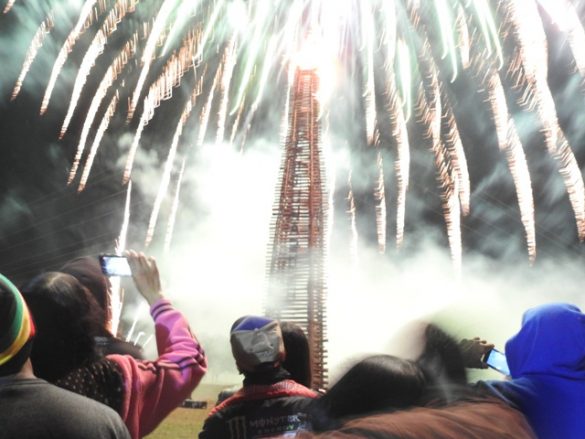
[109,250,207,439]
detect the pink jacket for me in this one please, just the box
[108,299,207,439]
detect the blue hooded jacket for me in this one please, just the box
[486,303,585,439]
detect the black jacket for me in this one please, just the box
[200,368,317,439]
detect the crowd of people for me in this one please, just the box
[1,250,583,438]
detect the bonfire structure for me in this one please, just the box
[265,66,329,391]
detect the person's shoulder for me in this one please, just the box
[11,379,131,438]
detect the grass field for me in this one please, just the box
[145,383,234,439]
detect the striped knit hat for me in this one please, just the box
[0,273,36,376]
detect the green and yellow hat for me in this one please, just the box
[0,273,35,375]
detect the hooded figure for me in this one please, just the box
[200,316,317,439]
[487,303,585,439]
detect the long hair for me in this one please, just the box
[21,272,104,381]
[310,354,426,431]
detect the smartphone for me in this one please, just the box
[99,254,132,277]
[483,348,510,376]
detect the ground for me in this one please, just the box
[146,383,232,439]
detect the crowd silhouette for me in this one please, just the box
[1,251,583,438]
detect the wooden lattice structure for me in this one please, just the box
[265,66,328,391]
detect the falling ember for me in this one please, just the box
[110,180,132,337]
[60,0,137,139]
[3,0,15,14]
[145,84,200,247]
[163,158,186,254]
[127,0,177,121]
[123,30,199,184]
[40,0,98,115]
[68,34,138,186]
[502,0,585,240]
[11,12,55,101]
[78,92,120,192]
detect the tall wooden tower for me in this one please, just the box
[265,66,328,390]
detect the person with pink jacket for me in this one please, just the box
[22,250,207,439]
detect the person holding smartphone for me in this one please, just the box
[461,303,585,439]
[60,255,144,359]
[22,250,208,439]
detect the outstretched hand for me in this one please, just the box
[125,250,164,306]
[459,337,495,369]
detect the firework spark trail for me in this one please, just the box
[3,0,15,14]
[123,31,199,184]
[467,8,537,264]
[145,84,200,247]
[469,0,504,69]
[386,72,410,249]
[11,12,55,100]
[347,175,358,260]
[197,65,222,150]
[455,3,470,69]
[410,1,462,266]
[380,6,410,249]
[504,0,585,240]
[216,36,238,144]
[78,92,120,192]
[110,179,132,336]
[40,0,98,115]
[164,158,186,254]
[538,0,585,77]
[433,0,458,82]
[60,0,137,138]
[127,0,177,121]
[161,0,200,56]
[488,71,536,262]
[373,132,387,253]
[440,87,470,216]
[68,34,138,185]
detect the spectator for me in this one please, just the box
[294,323,535,439]
[22,250,207,439]
[60,255,144,358]
[308,354,426,432]
[280,321,313,389]
[0,273,130,439]
[465,303,585,439]
[200,315,318,438]
[215,320,314,406]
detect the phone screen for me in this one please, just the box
[484,349,510,376]
[99,255,132,277]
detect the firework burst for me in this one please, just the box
[4,0,585,266]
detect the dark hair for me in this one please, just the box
[280,321,312,388]
[415,324,473,405]
[60,256,111,331]
[21,272,104,381]
[310,354,426,431]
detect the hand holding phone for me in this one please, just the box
[482,348,511,376]
[99,254,132,277]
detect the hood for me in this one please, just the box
[505,303,585,379]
